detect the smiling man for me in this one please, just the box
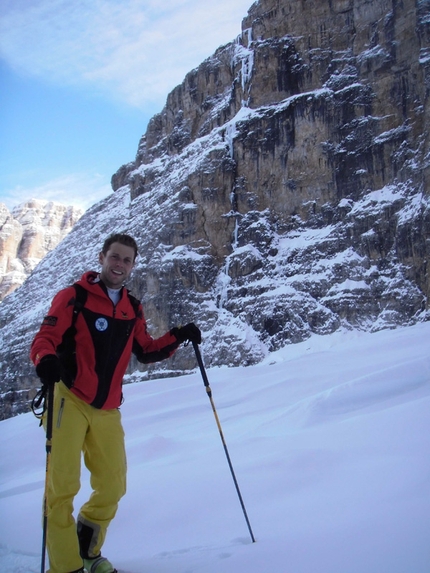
[30,233,201,573]
[99,238,136,289]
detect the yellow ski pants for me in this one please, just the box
[44,382,127,573]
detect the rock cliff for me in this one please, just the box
[0,200,83,301]
[0,0,429,418]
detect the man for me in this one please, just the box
[31,233,201,573]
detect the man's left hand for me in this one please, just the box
[171,323,202,344]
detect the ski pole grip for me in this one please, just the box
[192,341,210,388]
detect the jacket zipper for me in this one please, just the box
[94,297,117,408]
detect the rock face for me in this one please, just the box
[0,200,83,301]
[1,0,429,418]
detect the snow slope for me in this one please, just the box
[1,323,429,573]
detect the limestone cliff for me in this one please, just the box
[0,200,83,300]
[111,0,429,357]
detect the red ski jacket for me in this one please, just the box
[31,271,179,409]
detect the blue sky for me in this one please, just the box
[0,0,252,211]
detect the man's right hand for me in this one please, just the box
[35,354,62,385]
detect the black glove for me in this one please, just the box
[35,354,62,385]
[171,323,202,345]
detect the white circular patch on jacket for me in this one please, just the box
[95,317,109,332]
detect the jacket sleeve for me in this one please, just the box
[132,303,180,364]
[30,287,76,367]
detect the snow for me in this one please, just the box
[397,192,426,225]
[161,245,207,263]
[1,322,430,573]
[326,279,370,295]
[277,226,337,251]
[234,28,254,98]
[419,48,430,64]
[350,184,405,215]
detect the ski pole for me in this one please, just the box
[192,341,256,543]
[41,381,55,573]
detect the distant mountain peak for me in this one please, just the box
[0,200,83,301]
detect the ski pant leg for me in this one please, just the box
[45,382,89,573]
[77,406,127,559]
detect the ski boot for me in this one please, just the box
[83,556,117,573]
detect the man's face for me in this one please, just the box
[99,242,135,289]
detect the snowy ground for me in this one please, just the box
[1,323,430,573]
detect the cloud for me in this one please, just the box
[1,172,112,212]
[0,0,251,109]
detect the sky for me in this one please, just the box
[0,0,253,212]
[1,322,429,572]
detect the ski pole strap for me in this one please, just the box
[32,381,55,426]
[32,385,47,422]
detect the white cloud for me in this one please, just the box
[0,0,251,108]
[1,173,112,212]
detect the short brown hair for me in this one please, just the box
[102,233,138,261]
